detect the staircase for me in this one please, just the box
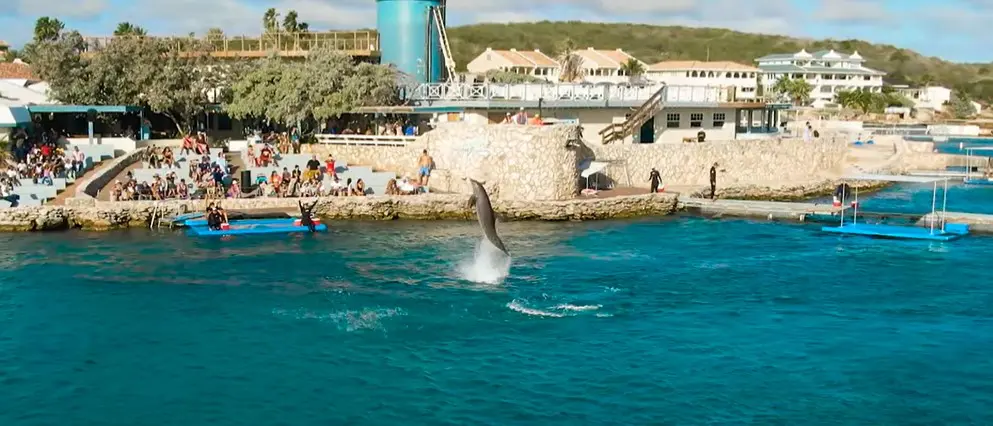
[431,6,457,81]
[599,85,667,144]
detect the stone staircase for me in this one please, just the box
[599,85,667,144]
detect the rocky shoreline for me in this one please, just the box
[0,193,681,232]
[0,180,897,232]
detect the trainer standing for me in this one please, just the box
[648,168,662,193]
[709,162,719,200]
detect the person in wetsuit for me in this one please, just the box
[648,168,662,193]
[206,207,222,230]
[834,183,852,204]
[298,199,319,232]
[709,162,719,200]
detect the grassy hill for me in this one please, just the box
[447,21,993,101]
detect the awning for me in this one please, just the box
[26,105,142,114]
[580,161,609,178]
[0,106,31,128]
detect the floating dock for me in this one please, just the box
[678,198,846,221]
[679,197,993,235]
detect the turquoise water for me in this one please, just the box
[3,185,993,425]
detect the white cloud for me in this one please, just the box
[12,0,108,18]
[816,0,891,24]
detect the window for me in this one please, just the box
[712,113,726,127]
[666,113,681,128]
[690,113,704,128]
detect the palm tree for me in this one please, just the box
[114,22,147,37]
[33,17,65,42]
[772,77,812,106]
[555,39,583,83]
[919,73,934,88]
[619,58,646,83]
[263,8,280,33]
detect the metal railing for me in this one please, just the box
[407,83,773,104]
[314,134,414,147]
[82,31,379,56]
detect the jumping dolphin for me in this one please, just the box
[468,179,509,256]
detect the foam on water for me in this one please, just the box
[458,238,511,284]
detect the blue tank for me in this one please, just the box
[376,0,444,83]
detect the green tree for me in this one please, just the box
[949,91,977,118]
[772,77,812,106]
[113,22,147,36]
[619,58,646,82]
[224,48,399,127]
[263,8,280,33]
[206,28,224,40]
[554,39,582,83]
[282,10,308,32]
[33,17,65,42]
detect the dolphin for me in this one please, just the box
[467,179,509,256]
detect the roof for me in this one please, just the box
[843,173,949,183]
[758,64,808,73]
[27,105,142,114]
[485,49,538,67]
[0,80,51,104]
[648,60,758,72]
[515,50,558,67]
[0,40,8,48]
[0,62,36,79]
[575,48,628,68]
[756,49,865,62]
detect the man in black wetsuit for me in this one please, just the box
[298,199,319,232]
[709,162,719,200]
[648,168,662,193]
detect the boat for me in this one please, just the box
[821,174,970,241]
[185,218,327,236]
[962,146,993,185]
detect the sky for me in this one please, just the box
[0,0,989,63]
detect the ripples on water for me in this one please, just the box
[1,185,993,425]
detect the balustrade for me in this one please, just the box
[314,134,414,147]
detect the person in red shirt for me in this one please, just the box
[40,144,52,158]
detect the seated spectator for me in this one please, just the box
[227,179,242,198]
[177,179,189,199]
[385,179,399,195]
[352,179,366,196]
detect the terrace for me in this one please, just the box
[82,31,380,58]
[405,82,778,109]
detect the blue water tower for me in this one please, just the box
[376,0,445,83]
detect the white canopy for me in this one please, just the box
[0,105,30,128]
[580,161,608,178]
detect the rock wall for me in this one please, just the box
[309,123,584,201]
[0,193,679,232]
[590,138,848,189]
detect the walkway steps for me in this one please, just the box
[679,197,846,220]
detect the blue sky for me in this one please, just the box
[1,0,990,62]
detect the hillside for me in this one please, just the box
[447,21,993,101]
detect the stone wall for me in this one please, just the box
[74,148,146,199]
[590,138,848,189]
[310,123,584,201]
[0,193,679,232]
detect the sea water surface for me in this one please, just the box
[2,184,993,425]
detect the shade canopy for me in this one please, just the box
[0,105,31,128]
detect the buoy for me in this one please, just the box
[220,223,231,231]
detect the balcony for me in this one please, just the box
[405,83,774,108]
[81,31,379,58]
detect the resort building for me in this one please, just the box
[572,48,646,84]
[644,61,761,100]
[465,48,560,81]
[893,85,982,114]
[755,49,886,108]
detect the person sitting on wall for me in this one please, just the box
[697,130,706,143]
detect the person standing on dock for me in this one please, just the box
[709,163,719,200]
[648,168,662,193]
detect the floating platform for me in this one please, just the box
[821,223,968,241]
[963,178,993,186]
[679,198,846,220]
[186,218,326,236]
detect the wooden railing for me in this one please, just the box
[599,85,668,144]
[314,134,415,147]
[82,31,379,57]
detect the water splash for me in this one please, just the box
[459,238,511,285]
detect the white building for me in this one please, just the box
[893,85,983,114]
[466,48,561,82]
[645,61,760,100]
[756,49,886,108]
[571,48,646,84]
